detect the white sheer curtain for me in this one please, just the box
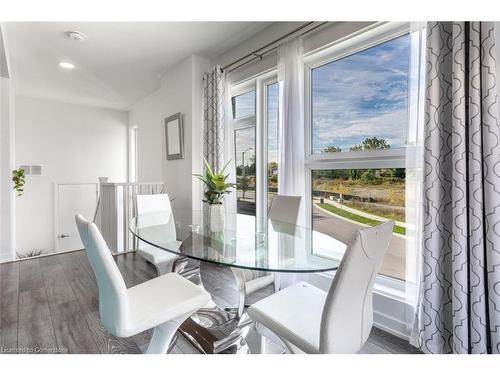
[405,22,426,339]
[275,37,307,288]
[277,37,306,225]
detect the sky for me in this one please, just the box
[233,33,410,163]
[233,83,279,166]
[311,34,410,153]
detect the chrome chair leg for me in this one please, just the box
[144,313,192,354]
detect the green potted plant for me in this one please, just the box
[194,159,236,232]
[12,168,26,197]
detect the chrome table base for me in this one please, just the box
[176,261,286,354]
[178,262,249,354]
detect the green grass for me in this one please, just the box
[316,203,406,235]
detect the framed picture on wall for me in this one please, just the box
[164,112,184,160]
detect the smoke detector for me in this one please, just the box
[67,31,85,42]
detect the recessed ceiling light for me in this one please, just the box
[67,31,85,42]
[59,61,75,70]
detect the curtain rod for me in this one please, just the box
[221,21,328,74]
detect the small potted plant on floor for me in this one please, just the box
[194,159,236,232]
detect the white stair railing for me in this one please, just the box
[95,179,166,253]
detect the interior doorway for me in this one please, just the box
[55,183,98,253]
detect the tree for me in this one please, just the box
[238,175,251,199]
[268,161,279,186]
[322,146,342,153]
[361,170,377,183]
[268,161,278,175]
[393,168,405,179]
[350,137,391,152]
[362,137,391,150]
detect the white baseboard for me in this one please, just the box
[373,310,410,341]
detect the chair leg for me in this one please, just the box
[231,267,247,319]
[144,313,191,354]
[253,321,292,354]
[272,273,282,293]
[155,258,177,276]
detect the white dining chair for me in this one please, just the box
[135,193,179,275]
[247,220,394,353]
[232,195,302,317]
[75,214,210,354]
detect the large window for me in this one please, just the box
[232,86,257,215]
[232,76,279,217]
[234,126,256,215]
[307,31,410,281]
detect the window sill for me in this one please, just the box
[316,271,406,302]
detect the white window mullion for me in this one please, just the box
[255,77,267,221]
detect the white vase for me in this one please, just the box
[209,203,225,232]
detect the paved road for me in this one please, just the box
[313,205,405,280]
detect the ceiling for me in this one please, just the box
[2,22,273,109]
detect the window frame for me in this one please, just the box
[231,81,256,130]
[303,22,410,287]
[231,71,278,220]
[263,79,280,211]
[257,73,279,219]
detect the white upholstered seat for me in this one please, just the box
[75,214,210,353]
[248,281,325,353]
[137,244,181,274]
[125,273,208,336]
[135,194,179,275]
[248,221,394,354]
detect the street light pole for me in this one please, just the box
[241,147,252,177]
[240,147,253,199]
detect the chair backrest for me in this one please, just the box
[319,221,394,353]
[75,214,129,337]
[268,195,302,225]
[136,193,172,216]
[136,193,176,246]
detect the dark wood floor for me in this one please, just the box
[0,250,421,354]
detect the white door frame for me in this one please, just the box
[54,182,98,252]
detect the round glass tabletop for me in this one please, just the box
[129,209,345,273]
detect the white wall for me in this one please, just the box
[15,96,128,254]
[0,78,15,262]
[0,26,15,262]
[129,55,209,212]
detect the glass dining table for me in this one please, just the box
[129,208,346,353]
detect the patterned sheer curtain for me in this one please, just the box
[411,22,500,354]
[203,65,225,170]
[202,65,236,214]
